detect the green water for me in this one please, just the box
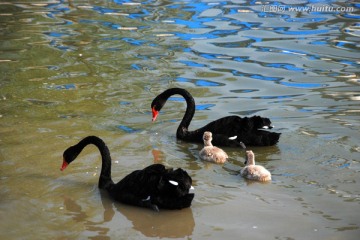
[1,1,359,239]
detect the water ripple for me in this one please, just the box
[175,77,223,87]
[280,81,327,89]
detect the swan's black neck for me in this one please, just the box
[161,88,195,138]
[68,136,114,190]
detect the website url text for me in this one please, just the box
[261,5,355,13]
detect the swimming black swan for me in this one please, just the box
[151,88,281,147]
[61,136,194,211]
[199,131,228,164]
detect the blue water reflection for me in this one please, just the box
[280,82,325,89]
[41,0,359,117]
[265,63,304,72]
[275,29,329,35]
[42,0,358,90]
[175,77,222,87]
[178,60,207,68]
[168,97,215,111]
[117,125,139,133]
[174,30,238,40]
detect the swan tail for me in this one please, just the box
[263,132,281,146]
[243,131,281,146]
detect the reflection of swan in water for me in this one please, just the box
[151,148,165,163]
[63,194,114,239]
[63,191,195,239]
[114,200,195,238]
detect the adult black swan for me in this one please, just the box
[61,136,194,211]
[151,88,280,147]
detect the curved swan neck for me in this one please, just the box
[71,136,114,189]
[164,88,195,135]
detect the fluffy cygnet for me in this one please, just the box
[199,131,228,164]
[240,150,271,182]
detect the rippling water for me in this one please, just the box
[1,1,359,239]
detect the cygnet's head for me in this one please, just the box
[244,150,255,165]
[203,131,213,142]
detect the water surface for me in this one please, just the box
[0,1,359,239]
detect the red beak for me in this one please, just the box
[152,107,159,122]
[61,159,69,171]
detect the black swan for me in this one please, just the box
[61,136,194,211]
[151,88,281,147]
[199,131,228,164]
